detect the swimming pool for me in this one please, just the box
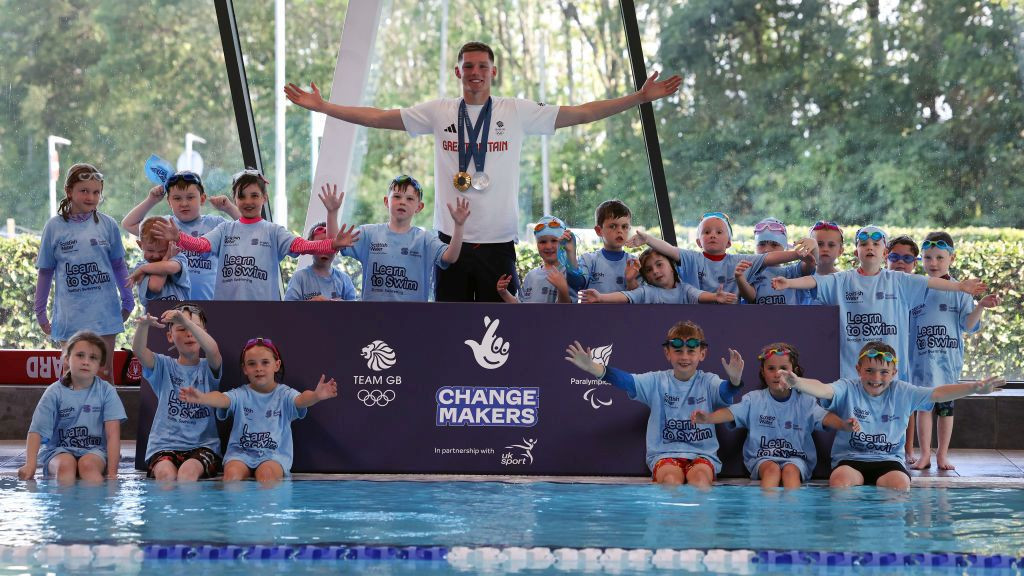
[1,478,1022,575]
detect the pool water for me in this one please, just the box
[1,478,1022,575]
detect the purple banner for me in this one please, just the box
[136,302,839,477]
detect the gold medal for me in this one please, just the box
[453,171,472,192]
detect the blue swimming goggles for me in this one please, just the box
[921,240,954,253]
[856,231,885,243]
[664,338,707,350]
[887,253,919,264]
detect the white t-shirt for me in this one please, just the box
[401,97,559,243]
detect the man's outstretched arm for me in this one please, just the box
[554,71,681,129]
[285,82,406,130]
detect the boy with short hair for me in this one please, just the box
[910,231,1000,471]
[122,171,240,300]
[564,321,745,486]
[782,340,1005,489]
[129,216,191,310]
[335,175,470,301]
[632,211,812,295]
[886,235,920,274]
[576,199,640,294]
[497,215,585,303]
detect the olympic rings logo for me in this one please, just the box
[357,389,396,407]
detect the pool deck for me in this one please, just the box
[1,440,1022,488]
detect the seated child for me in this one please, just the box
[579,248,736,304]
[285,221,357,301]
[498,215,585,303]
[576,200,640,293]
[886,235,920,275]
[910,232,1000,471]
[122,170,239,300]
[564,321,744,487]
[134,304,223,481]
[129,216,191,310]
[18,331,127,484]
[781,341,1005,489]
[630,211,810,295]
[691,342,859,489]
[179,337,337,484]
[735,218,816,305]
[336,176,469,301]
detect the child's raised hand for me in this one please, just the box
[135,314,166,330]
[318,183,344,212]
[959,278,987,296]
[578,288,602,304]
[284,82,325,111]
[715,284,738,304]
[721,348,744,384]
[626,230,648,249]
[733,260,752,279]
[564,341,599,373]
[496,274,513,294]
[314,374,338,400]
[208,195,232,212]
[778,369,798,390]
[150,219,181,243]
[546,266,569,292]
[691,409,709,424]
[127,267,146,289]
[844,417,862,433]
[625,259,640,283]
[560,230,577,253]
[331,223,360,250]
[447,197,471,226]
[972,376,1006,395]
[178,387,202,404]
[157,308,189,327]
[979,294,1001,308]
[793,237,816,257]
[148,184,166,200]
[771,276,790,291]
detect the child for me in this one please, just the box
[337,175,469,301]
[631,211,811,295]
[734,218,817,305]
[285,220,357,301]
[771,225,986,381]
[129,216,191,310]
[579,248,737,304]
[18,331,127,484]
[122,170,240,300]
[886,236,920,274]
[691,343,859,489]
[498,215,585,303]
[35,163,134,380]
[800,220,845,305]
[564,321,745,486]
[152,170,359,300]
[179,338,338,483]
[133,304,223,482]
[781,341,1005,489]
[577,200,640,293]
[910,232,1000,471]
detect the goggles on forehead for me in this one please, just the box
[758,347,792,361]
[663,338,707,350]
[244,337,280,359]
[173,303,207,325]
[391,174,422,194]
[77,171,105,182]
[859,349,897,364]
[887,253,919,264]
[699,211,733,234]
[164,171,203,192]
[856,231,885,243]
[309,225,328,237]
[754,220,787,234]
[921,239,954,253]
[231,168,270,187]
[534,220,565,232]
[811,220,841,233]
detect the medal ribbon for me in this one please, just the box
[457,98,493,175]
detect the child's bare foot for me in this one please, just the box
[911,453,932,470]
[936,455,955,471]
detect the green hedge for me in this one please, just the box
[4,226,1021,379]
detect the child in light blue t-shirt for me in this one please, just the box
[498,215,585,303]
[576,199,640,294]
[18,331,127,484]
[133,303,223,481]
[579,248,735,305]
[179,338,338,484]
[692,342,858,489]
[783,340,1005,489]
[121,171,240,300]
[565,321,745,487]
[130,216,191,311]
[909,231,1000,471]
[285,222,357,301]
[735,218,816,305]
[338,175,469,301]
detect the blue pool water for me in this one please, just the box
[1,478,1022,575]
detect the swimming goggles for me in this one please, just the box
[309,225,328,237]
[173,303,207,326]
[887,253,919,264]
[164,171,203,192]
[753,220,787,234]
[231,168,270,186]
[921,240,954,253]
[391,174,422,195]
[758,347,792,360]
[811,220,841,232]
[856,231,885,243]
[858,349,897,364]
[534,220,565,232]
[244,337,280,359]
[663,338,707,350]
[77,171,105,182]
[699,211,733,236]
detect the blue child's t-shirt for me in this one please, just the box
[744,261,806,305]
[136,253,191,311]
[28,377,127,471]
[578,249,638,294]
[201,219,298,301]
[518,265,584,303]
[284,266,357,301]
[676,249,767,295]
[37,213,127,341]
[728,389,828,480]
[821,378,933,467]
[341,223,447,302]
[622,282,703,304]
[217,384,307,473]
[909,283,979,388]
[175,214,228,300]
[142,354,222,462]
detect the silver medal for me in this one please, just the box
[471,171,490,191]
